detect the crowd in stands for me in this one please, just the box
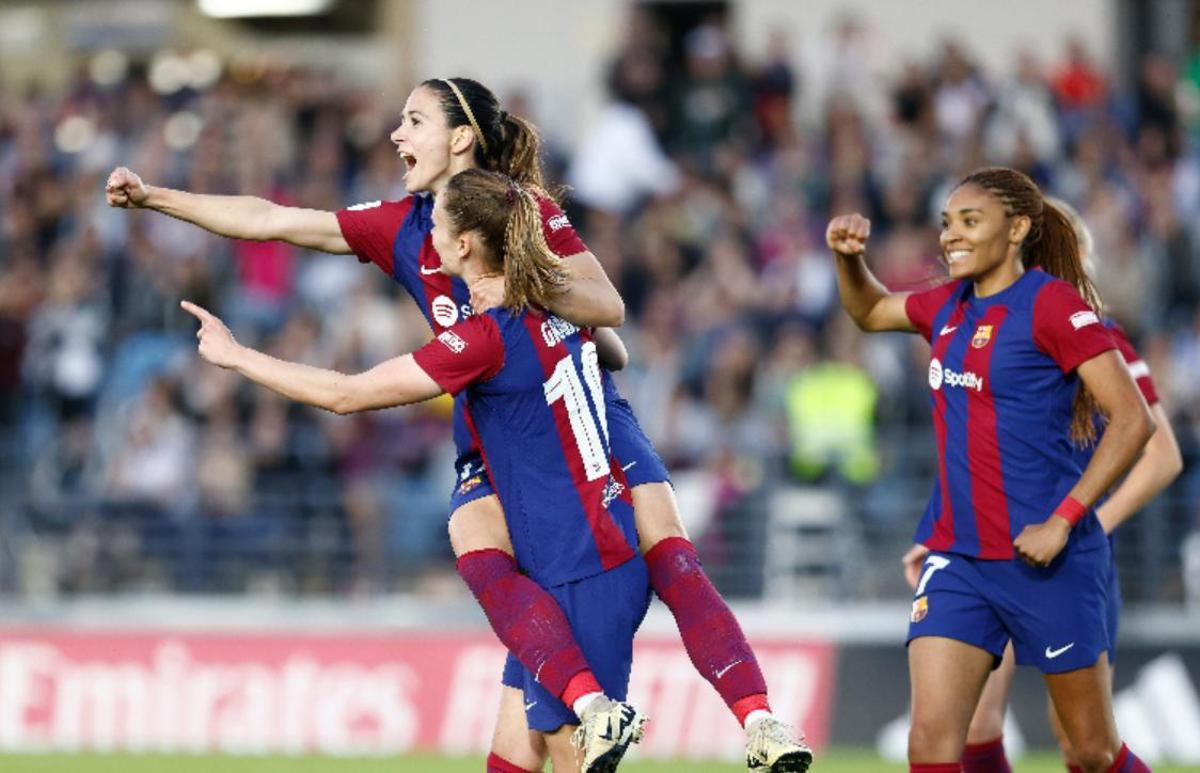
[2,9,1198,600]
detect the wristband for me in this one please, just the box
[1054,495,1088,526]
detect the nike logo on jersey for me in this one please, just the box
[419,264,443,275]
[1045,642,1075,659]
[621,461,637,471]
[939,325,957,336]
[524,701,538,712]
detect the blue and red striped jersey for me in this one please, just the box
[412,309,638,587]
[335,193,589,461]
[906,268,1117,559]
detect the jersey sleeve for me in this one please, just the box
[411,314,505,396]
[538,197,587,257]
[334,198,412,275]
[904,280,961,340]
[1107,322,1159,405]
[1031,280,1116,373]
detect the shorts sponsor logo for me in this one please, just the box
[971,324,993,348]
[432,295,459,327]
[601,475,625,509]
[910,596,929,623]
[456,475,483,496]
[437,330,467,354]
[1070,310,1099,330]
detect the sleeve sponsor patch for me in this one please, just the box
[547,214,570,231]
[437,330,467,354]
[346,200,382,211]
[1069,310,1099,330]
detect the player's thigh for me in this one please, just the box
[967,640,1015,744]
[448,494,514,558]
[490,685,547,771]
[630,481,688,552]
[908,636,996,760]
[1043,653,1121,767]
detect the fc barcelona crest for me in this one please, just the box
[971,325,993,349]
[911,595,929,623]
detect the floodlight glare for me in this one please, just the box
[197,0,334,18]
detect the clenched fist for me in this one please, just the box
[105,166,150,208]
[826,214,871,257]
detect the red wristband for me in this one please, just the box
[1054,495,1088,526]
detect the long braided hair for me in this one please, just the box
[958,167,1104,444]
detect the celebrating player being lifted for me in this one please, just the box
[108,76,809,773]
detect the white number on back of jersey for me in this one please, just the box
[543,341,610,481]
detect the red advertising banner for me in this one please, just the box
[0,628,834,760]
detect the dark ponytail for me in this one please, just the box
[423,78,555,198]
[958,167,1104,445]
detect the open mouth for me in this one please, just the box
[399,151,416,177]
[946,249,971,264]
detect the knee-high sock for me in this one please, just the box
[486,752,537,773]
[911,764,963,772]
[645,537,768,721]
[962,737,1012,773]
[1107,743,1151,772]
[457,549,594,701]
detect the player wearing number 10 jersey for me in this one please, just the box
[180,168,653,772]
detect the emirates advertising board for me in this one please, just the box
[0,629,834,761]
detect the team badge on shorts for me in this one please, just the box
[456,475,483,496]
[911,595,929,623]
[971,325,994,348]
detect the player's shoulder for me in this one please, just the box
[535,194,573,231]
[341,195,421,223]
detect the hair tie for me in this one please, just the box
[505,184,517,204]
[442,79,489,155]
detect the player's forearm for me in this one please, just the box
[833,252,891,330]
[1095,409,1182,533]
[143,186,282,241]
[1066,407,1155,512]
[592,328,629,371]
[230,345,356,414]
[545,276,626,328]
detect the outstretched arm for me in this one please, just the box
[1095,402,1182,534]
[181,301,441,413]
[107,167,352,254]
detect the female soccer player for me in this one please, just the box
[183,168,653,772]
[899,200,1183,773]
[827,166,1156,773]
[107,77,809,772]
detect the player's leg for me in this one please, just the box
[450,488,605,709]
[488,684,546,772]
[909,636,996,765]
[1042,655,1139,773]
[962,642,1014,772]
[612,395,805,758]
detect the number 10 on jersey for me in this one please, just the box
[543,341,610,481]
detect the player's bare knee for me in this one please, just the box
[1069,739,1117,772]
[631,483,688,548]
[964,709,1004,746]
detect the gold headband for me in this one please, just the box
[442,79,489,156]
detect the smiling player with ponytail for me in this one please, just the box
[827,167,1156,773]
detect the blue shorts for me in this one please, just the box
[1106,545,1120,662]
[606,397,671,488]
[907,545,1110,674]
[501,556,651,732]
[448,396,670,515]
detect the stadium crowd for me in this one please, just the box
[1,10,1199,600]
